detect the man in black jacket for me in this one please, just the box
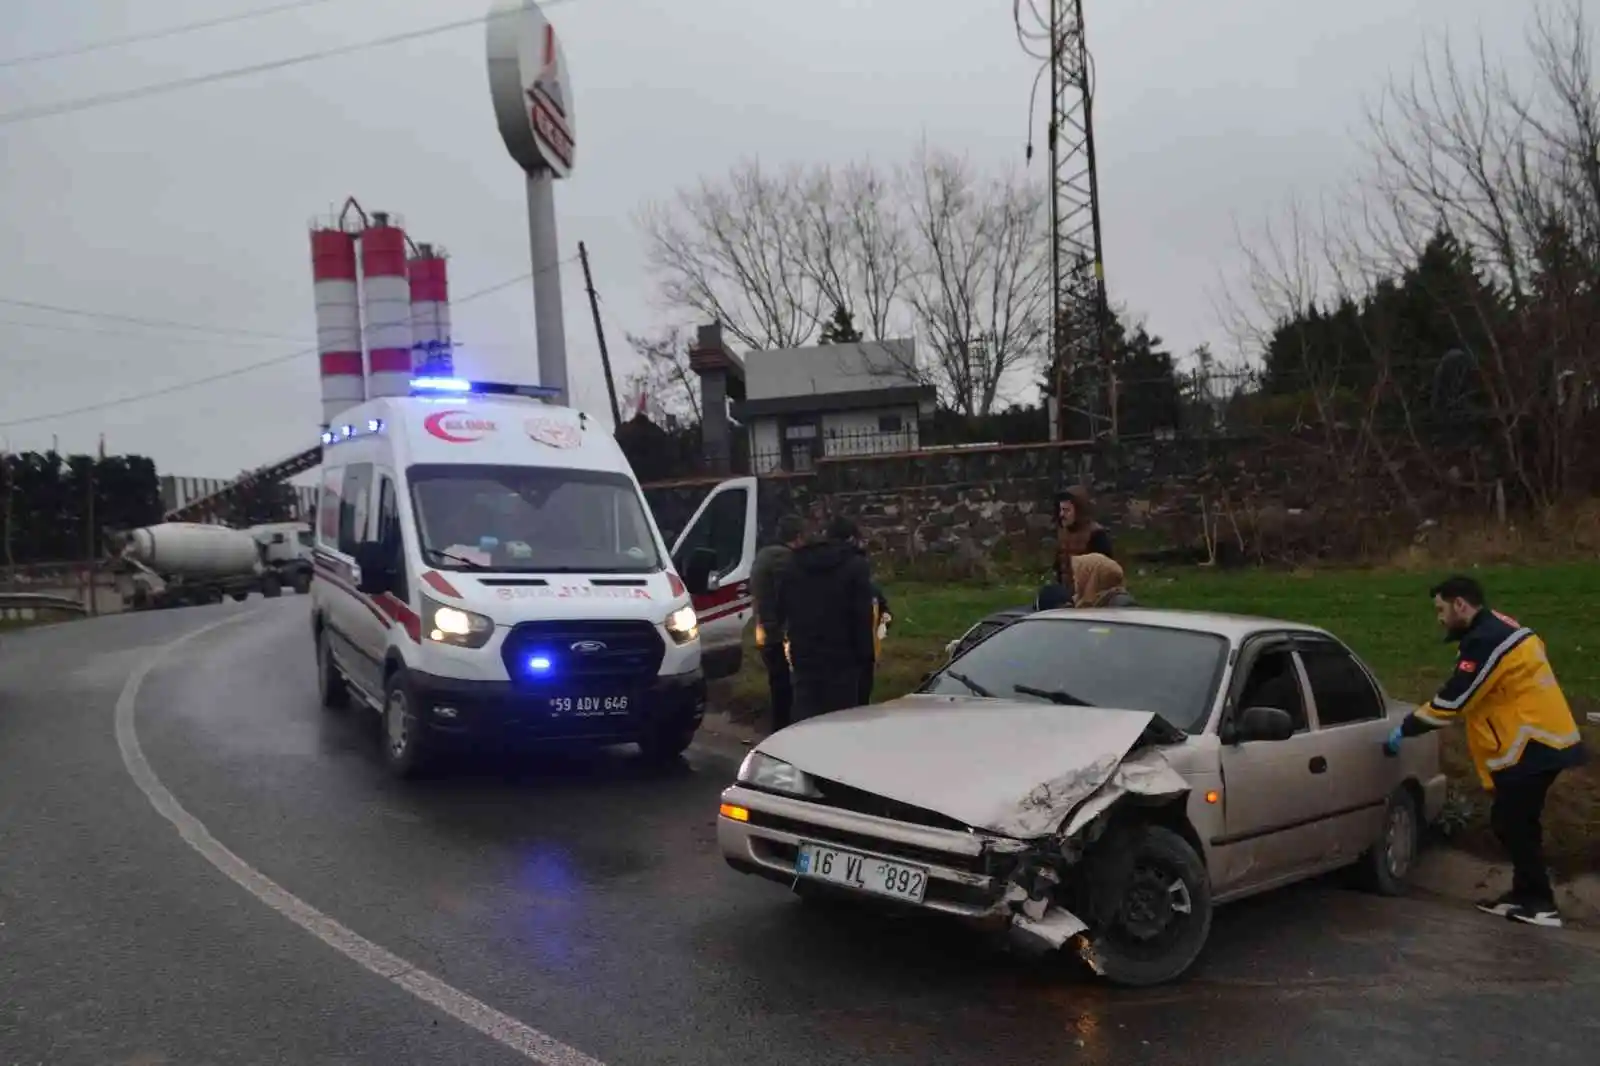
[776,515,877,721]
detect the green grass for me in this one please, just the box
[716,561,1600,870]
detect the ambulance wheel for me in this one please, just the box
[381,672,432,779]
[637,720,698,764]
[317,630,349,711]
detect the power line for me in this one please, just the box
[0,315,303,347]
[0,255,579,430]
[0,296,305,341]
[0,5,557,128]
[0,0,341,70]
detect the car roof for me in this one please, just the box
[1025,607,1334,642]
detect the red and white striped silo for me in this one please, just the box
[408,243,452,375]
[360,212,414,398]
[309,227,363,426]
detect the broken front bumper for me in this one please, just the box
[717,784,1024,919]
[716,784,1089,950]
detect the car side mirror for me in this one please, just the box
[352,541,389,596]
[1232,705,1296,743]
[682,547,718,596]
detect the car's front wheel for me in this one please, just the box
[1080,824,1213,988]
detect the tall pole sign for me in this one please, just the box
[487,0,574,404]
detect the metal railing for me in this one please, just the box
[0,592,88,620]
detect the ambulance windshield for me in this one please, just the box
[408,463,661,573]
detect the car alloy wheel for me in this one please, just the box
[1384,798,1416,881]
[1118,861,1195,943]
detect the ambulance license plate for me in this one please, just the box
[547,694,630,717]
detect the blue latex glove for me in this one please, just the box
[1383,725,1404,757]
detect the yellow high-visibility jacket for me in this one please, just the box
[1403,608,1586,789]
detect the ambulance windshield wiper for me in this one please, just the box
[425,548,489,569]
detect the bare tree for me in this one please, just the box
[901,146,1052,416]
[623,326,701,424]
[636,149,1050,415]
[797,163,913,340]
[637,161,820,351]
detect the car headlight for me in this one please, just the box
[424,597,493,648]
[664,604,699,645]
[737,751,821,798]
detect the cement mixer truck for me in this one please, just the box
[111,522,314,610]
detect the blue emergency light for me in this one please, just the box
[409,377,564,400]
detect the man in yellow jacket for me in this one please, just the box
[1388,575,1588,928]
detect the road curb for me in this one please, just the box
[1410,847,1600,925]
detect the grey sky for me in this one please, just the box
[0,0,1532,477]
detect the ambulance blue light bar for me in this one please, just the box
[409,377,563,400]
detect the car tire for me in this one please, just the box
[1081,824,1213,989]
[261,573,283,599]
[291,570,312,595]
[380,671,431,780]
[1358,787,1420,896]
[317,631,350,711]
[637,720,698,764]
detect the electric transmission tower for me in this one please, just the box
[1016,0,1114,441]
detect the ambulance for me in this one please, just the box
[309,376,759,779]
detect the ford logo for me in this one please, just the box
[569,640,607,654]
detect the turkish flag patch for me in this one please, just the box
[1459,660,1479,673]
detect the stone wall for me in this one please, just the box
[641,431,1488,566]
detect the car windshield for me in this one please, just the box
[921,616,1229,732]
[408,463,661,573]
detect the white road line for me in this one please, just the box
[113,610,607,1066]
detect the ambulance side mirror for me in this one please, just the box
[682,547,717,597]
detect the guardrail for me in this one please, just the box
[0,592,89,620]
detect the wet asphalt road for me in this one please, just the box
[3,600,1599,1065]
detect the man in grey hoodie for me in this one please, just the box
[750,513,808,730]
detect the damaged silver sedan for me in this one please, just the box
[718,609,1447,987]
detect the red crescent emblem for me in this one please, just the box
[423,410,495,443]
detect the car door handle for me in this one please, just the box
[1309,756,1328,774]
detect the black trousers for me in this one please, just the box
[760,641,793,732]
[792,669,863,722]
[857,663,875,707]
[1490,768,1561,905]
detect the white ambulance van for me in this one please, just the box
[309,376,757,779]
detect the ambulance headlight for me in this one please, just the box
[663,605,699,645]
[425,598,494,648]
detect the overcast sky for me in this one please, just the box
[0,0,1534,477]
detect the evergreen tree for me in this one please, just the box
[818,305,863,345]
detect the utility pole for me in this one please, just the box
[1021,0,1113,441]
[577,241,623,429]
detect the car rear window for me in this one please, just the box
[923,616,1228,732]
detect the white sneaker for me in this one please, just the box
[1508,904,1563,929]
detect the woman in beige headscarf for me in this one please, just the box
[1070,553,1137,608]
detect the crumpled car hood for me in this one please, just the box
[757,694,1165,839]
